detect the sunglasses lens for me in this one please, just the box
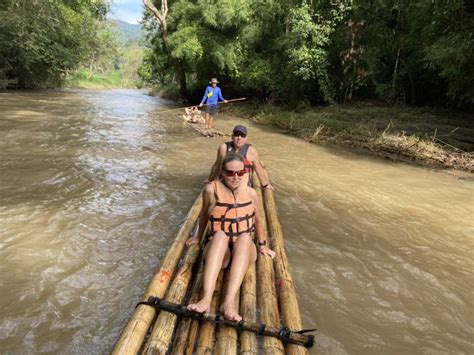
[233,132,246,138]
[224,169,246,177]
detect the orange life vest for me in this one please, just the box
[208,181,255,237]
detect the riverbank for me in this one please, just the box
[64,70,142,90]
[226,103,474,173]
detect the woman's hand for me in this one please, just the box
[258,245,276,259]
[186,235,200,247]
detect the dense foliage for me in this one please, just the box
[141,0,474,107]
[0,0,147,88]
[0,0,111,87]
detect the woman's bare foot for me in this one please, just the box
[220,301,242,322]
[187,299,211,314]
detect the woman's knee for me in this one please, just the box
[233,233,253,247]
[231,234,254,255]
[207,231,229,249]
[204,232,229,261]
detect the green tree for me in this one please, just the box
[85,20,118,79]
[0,0,110,87]
[423,0,474,105]
[139,0,473,107]
[120,45,145,87]
[143,0,190,99]
[339,0,473,106]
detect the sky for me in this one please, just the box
[109,0,144,24]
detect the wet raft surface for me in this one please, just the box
[184,120,230,138]
[112,172,310,354]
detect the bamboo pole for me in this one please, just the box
[172,224,212,354]
[215,274,240,354]
[183,313,200,355]
[195,271,224,354]
[263,187,308,355]
[156,97,247,114]
[239,263,257,354]
[253,172,285,354]
[240,170,258,354]
[112,193,203,355]
[170,254,204,354]
[142,240,202,353]
[182,241,210,355]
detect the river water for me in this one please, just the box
[0,89,472,354]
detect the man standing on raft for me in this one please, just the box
[186,154,275,321]
[199,78,227,130]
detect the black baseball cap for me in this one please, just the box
[233,125,247,136]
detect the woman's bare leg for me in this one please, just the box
[204,113,210,129]
[188,231,230,313]
[220,234,257,321]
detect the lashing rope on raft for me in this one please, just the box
[136,296,316,348]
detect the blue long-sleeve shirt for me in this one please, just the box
[200,86,225,107]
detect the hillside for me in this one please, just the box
[111,19,143,45]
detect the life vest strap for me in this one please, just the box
[215,201,252,209]
[209,213,255,224]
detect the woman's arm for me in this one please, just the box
[186,184,213,246]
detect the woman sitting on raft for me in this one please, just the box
[186,154,276,321]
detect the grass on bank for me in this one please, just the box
[227,103,473,172]
[64,70,142,89]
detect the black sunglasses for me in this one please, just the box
[233,132,246,138]
[223,169,246,177]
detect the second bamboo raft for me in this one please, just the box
[112,170,312,354]
[184,120,230,137]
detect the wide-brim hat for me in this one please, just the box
[209,78,219,84]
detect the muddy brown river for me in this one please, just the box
[0,89,473,354]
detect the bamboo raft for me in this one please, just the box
[183,119,230,138]
[112,171,313,354]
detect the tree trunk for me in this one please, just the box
[392,47,401,102]
[87,53,95,80]
[143,0,190,101]
[400,58,415,104]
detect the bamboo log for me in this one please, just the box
[183,314,200,355]
[112,194,203,355]
[215,273,240,354]
[254,173,285,354]
[174,225,211,354]
[182,245,209,355]
[142,240,202,354]
[239,263,257,354]
[170,255,204,354]
[195,271,224,354]
[240,171,258,354]
[263,188,308,355]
